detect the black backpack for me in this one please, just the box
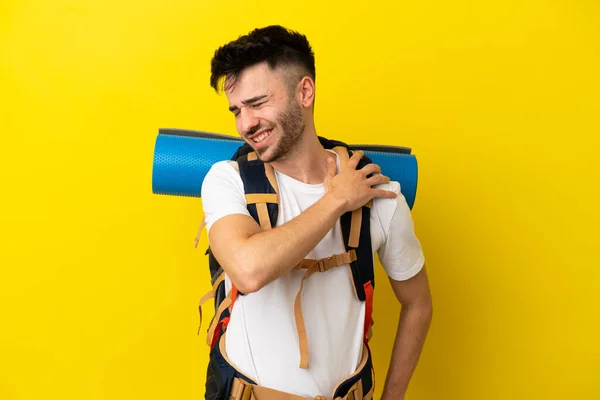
[198,137,376,398]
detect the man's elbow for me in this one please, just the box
[423,298,433,321]
[226,258,268,294]
[404,293,433,322]
[232,275,263,294]
[416,295,433,325]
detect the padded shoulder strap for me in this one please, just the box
[332,146,376,302]
[318,136,351,150]
[230,142,256,161]
[236,152,279,230]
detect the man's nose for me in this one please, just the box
[239,108,260,136]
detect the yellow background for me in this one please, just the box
[2,0,599,399]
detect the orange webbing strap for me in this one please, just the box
[293,250,357,270]
[257,162,278,230]
[245,192,278,231]
[245,194,279,204]
[294,251,357,369]
[206,290,232,347]
[245,193,278,231]
[349,199,374,248]
[207,284,241,349]
[230,378,307,400]
[338,379,366,400]
[197,271,226,334]
[230,284,239,305]
[238,154,279,231]
[366,319,374,342]
[330,146,372,248]
[257,204,271,230]
[194,215,207,249]
[349,208,362,248]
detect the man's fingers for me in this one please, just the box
[347,150,363,170]
[367,173,391,186]
[361,163,382,177]
[371,188,398,199]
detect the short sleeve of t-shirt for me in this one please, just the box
[372,181,425,281]
[201,161,250,233]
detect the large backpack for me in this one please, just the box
[197,136,377,397]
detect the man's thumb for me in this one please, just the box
[327,157,337,177]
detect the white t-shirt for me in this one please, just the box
[201,150,424,398]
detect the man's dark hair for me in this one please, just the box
[210,25,316,93]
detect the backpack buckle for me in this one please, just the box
[348,250,357,263]
[231,378,253,400]
[317,258,328,272]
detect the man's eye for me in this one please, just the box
[252,102,266,108]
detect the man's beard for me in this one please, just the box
[255,99,305,163]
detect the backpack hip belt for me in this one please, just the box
[217,333,375,400]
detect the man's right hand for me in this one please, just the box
[324,150,397,213]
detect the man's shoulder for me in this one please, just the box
[201,160,251,231]
[207,160,240,176]
[368,180,404,238]
[370,181,402,213]
[205,160,242,183]
[201,160,243,197]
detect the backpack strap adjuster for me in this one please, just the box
[317,258,327,272]
[316,250,357,272]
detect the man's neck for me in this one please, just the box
[270,131,332,185]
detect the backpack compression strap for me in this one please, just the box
[197,271,226,335]
[293,250,358,369]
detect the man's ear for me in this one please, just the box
[298,76,315,108]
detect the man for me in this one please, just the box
[201,25,432,400]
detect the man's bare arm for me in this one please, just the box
[209,192,344,293]
[208,151,396,293]
[381,266,433,400]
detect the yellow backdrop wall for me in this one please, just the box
[2,0,599,399]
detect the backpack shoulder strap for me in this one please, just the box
[330,146,376,300]
[236,151,279,230]
[331,145,375,342]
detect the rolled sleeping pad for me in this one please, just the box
[152,128,419,209]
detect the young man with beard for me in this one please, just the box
[201,25,432,400]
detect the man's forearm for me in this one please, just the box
[234,192,347,291]
[381,303,432,399]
